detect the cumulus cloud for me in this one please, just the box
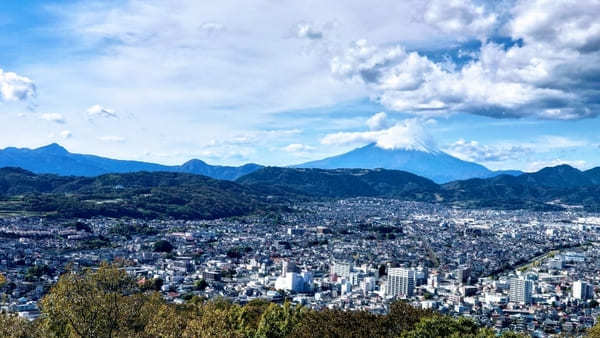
[366,112,391,131]
[446,136,590,163]
[0,68,36,102]
[509,0,600,53]
[40,113,66,124]
[86,104,117,119]
[423,0,498,39]
[98,135,125,142]
[322,118,437,152]
[445,139,530,162]
[295,23,324,40]
[331,0,600,120]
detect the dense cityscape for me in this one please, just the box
[2,198,599,336]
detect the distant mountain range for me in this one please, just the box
[1,164,600,219]
[0,143,262,180]
[296,143,522,183]
[237,165,600,211]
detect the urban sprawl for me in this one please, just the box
[2,198,600,337]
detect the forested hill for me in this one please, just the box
[0,168,281,220]
[236,167,440,198]
[3,163,600,220]
[237,165,600,211]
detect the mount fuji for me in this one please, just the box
[296,143,520,183]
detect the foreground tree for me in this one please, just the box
[39,263,146,337]
[0,262,529,337]
[589,319,600,338]
[0,312,34,338]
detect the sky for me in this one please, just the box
[0,0,599,172]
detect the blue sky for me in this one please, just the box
[0,0,599,172]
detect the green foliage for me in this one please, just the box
[140,277,164,292]
[79,235,112,249]
[0,263,526,338]
[401,315,480,337]
[256,302,304,338]
[153,240,174,253]
[110,223,158,238]
[0,169,280,220]
[39,263,145,337]
[24,264,52,282]
[589,317,600,338]
[0,312,36,338]
[194,279,208,291]
[237,167,439,199]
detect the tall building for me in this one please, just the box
[275,272,303,292]
[427,274,439,289]
[573,280,594,300]
[510,278,533,305]
[330,261,352,279]
[386,268,415,298]
[362,277,376,294]
[282,260,298,277]
[275,271,313,293]
[455,266,471,284]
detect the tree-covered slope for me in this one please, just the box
[0,168,279,220]
[236,167,440,198]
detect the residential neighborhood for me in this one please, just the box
[1,198,599,336]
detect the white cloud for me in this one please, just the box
[98,135,125,142]
[445,136,590,163]
[322,118,437,152]
[0,68,36,102]
[423,0,498,39]
[6,0,598,167]
[295,23,324,40]
[40,113,66,124]
[366,112,391,131]
[509,0,600,53]
[283,143,315,153]
[86,104,117,119]
[331,0,600,120]
[445,139,529,162]
[48,130,72,139]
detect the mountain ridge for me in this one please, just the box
[2,163,600,218]
[295,143,522,183]
[0,144,262,180]
[237,164,600,211]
